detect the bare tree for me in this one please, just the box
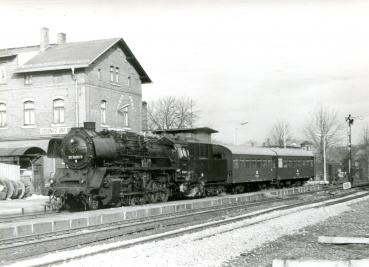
[147,96,199,130]
[358,125,369,180]
[361,124,369,146]
[303,106,345,177]
[264,120,293,147]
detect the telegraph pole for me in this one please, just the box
[345,114,354,184]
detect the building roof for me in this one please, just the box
[0,45,40,59]
[225,146,276,156]
[14,38,151,83]
[153,127,218,134]
[225,145,314,157]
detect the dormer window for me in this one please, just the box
[24,75,32,85]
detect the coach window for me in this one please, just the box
[262,160,267,168]
[245,160,250,168]
[278,158,283,168]
[0,103,6,127]
[24,101,35,125]
[267,160,272,168]
[53,99,65,124]
[256,159,261,168]
[233,159,239,169]
[101,100,107,124]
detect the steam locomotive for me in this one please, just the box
[46,122,314,211]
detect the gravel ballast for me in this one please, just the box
[5,193,369,267]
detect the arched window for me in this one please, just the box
[110,66,114,82]
[0,103,6,127]
[123,106,129,127]
[24,101,35,125]
[101,100,107,124]
[53,99,64,124]
[115,67,119,83]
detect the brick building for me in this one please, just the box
[0,28,151,191]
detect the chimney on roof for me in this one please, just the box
[40,27,49,51]
[57,32,66,44]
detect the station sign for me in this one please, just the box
[40,127,70,136]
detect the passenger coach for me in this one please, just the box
[223,146,315,192]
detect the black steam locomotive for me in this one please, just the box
[47,123,314,211]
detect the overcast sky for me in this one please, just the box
[1,0,369,145]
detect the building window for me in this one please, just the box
[97,69,101,81]
[110,66,114,82]
[24,75,32,85]
[101,100,107,124]
[53,99,64,124]
[0,68,6,83]
[127,76,131,87]
[115,67,119,83]
[24,101,35,125]
[123,106,128,127]
[0,103,6,127]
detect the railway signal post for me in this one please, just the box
[345,114,354,185]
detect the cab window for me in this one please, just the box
[176,146,189,159]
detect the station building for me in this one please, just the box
[0,28,151,192]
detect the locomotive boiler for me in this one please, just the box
[47,122,200,211]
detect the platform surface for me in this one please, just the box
[0,185,322,240]
[0,195,49,215]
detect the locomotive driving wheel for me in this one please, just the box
[158,185,169,202]
[145,181,159,203]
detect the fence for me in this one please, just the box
[0,162,20,181]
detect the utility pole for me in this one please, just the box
[345,114,354,185]
[315,132,331,183]
[234,122,248,145]
[283,122,287,149]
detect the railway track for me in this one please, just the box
[1,186,368,266]
[2,182,366,225]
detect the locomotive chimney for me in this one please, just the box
[84,122,96,131]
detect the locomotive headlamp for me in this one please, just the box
[50,179,54,185]
[80,179,85,184]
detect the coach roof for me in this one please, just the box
[14,38,151,83]
[225,145,314,157]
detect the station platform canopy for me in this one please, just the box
[0,147,46,157]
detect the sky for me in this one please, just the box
[1,0,369,145]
